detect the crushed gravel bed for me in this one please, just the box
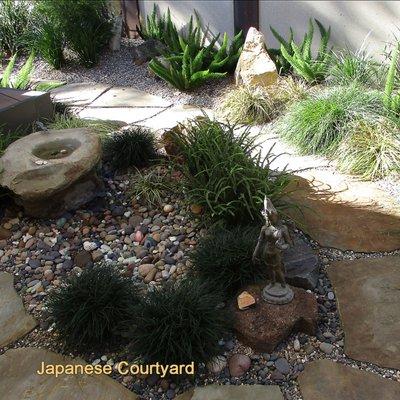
[28,38,232,110]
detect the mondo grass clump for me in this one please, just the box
[104,127,157,171]
[46,264,137,350]
[220,78,308,125]
[336,116,400,179]
[127,278,231,366]
[276,84,383,155]
[172,117,289,223]
[191,225,264,296]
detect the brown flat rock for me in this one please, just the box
[285,169,400,252]
[298,359,400,400]
[0,272,37,347]
[232,285,317,352]
[328,257,400,369]
[0,347,138,400]
[175,385,283,400]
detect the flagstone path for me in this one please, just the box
[175,385,283,400]
[328,256,400,370]
[0,347,138,400]
[298,359,400,400]
[0,272,37,348]
[1,84,397,399]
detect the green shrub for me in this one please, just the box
[0,52,35,89]
[125,278,231,366]
[276,85,383,155]
[280,19,332,83]
[171,117,288,223]
[104,127,157,171]
[31,0,112,68]
[28,8,65,69]
[191,225,264,296]
[46,264,138,349]
[129,166,176,207]
[328,47,382,87]
[336,116,400,179]
[220,78,308,125]
[48,114,122,140]
[0,0,31,54]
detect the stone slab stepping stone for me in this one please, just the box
[175,384,283,400]
[328,256,400,369]
[298,359,400,400]
[78,106,167,124]
[232,284,317,352]
[140,104,213,132]
[283,233,319,289]
[0,273,37,348]
[0,347,138,400]
[51,83,112,106]
[88,86,171,108]
[285,169,400,252]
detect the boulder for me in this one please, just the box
[234,27,278,88]
[0,128,103,218]
[232,284,317,352]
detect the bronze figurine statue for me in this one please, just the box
[252,197,294,304]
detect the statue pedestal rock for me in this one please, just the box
[233,197,317,352]
[0,128,103,218]
[232,284,317,353]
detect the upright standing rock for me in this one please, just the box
[235,27,278,88]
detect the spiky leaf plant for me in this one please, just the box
[171,116,289,223]
[384,43,400,116]
[46,264,138,350]
[0,52,35,89]
[136,3,166,41]
[125,277,231,366]
[191,225,264,296]
[280,19,332,83]
[336,116,400,179]
[103,127,157,171]
[129,166,176,207]
[276,84,383,155]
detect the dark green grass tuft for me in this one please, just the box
[46,264,138,350]
[104,127,158,171]
[126,278,231,366]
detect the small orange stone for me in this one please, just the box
[237,291,256,310]
[190,204,203,215]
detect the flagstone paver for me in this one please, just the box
[77,106,167,124]
[285,169,400,252]
[328,256,400,369]
[51,83,112,106]
[298,359,400,400]
[175,384,283,400]
[0,347,138,400]
[0,272,37,348]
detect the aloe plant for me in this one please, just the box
[0,52,35,89]
[384,43,400,116]
[149,44,226,91]
[279,19,332,83]
[136,3,166,41]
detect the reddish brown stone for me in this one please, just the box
[232,285,317,353]
[0,227,11,240]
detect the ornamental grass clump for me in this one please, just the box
[46,264,138,350]
[276,84,383,155]
[191,225,264,296]
[336,116,400,179]
[220,78,308,125]
[103,127,157,171]
[171,117,288,223]
[126,278,231,366]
